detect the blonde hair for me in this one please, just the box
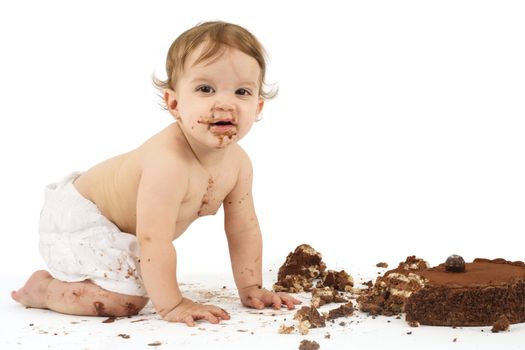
[153,21,277,100]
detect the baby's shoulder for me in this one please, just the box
[134,131,190,178]
[226,144,253,175]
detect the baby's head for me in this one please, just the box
[154,21,276,100]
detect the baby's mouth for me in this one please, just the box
[198,117,238,132]
[210,120,234,127]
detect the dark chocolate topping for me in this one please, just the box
[417,258,525,287]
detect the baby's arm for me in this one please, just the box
[224,151,301,310]
[136,156,229,325]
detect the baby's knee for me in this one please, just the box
[93,294,148,317]
[119,296,149,316]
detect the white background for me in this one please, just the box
[1,0,524,281]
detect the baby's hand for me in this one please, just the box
[162,298,230,326]
[239,285,302,310]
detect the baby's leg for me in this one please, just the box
[11,270,149,317]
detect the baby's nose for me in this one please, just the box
[213,102,234,114]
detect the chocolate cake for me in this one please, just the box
[273,244,355,295]
[358,256,525,327]
[273,244,326,293]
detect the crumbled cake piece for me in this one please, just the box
[273,244,326,293]
[294,306,326,328]
[299,340,320,350]
[358,272,427,316]
[321,270,354,291]
[298,320,311,335]
[311,287,348,308]
[363,280,373,288]
[357,256,429,316]
[273,275,313,293]
[326,302,354,320]
[278,324,295,334]
[399,256,430,271]
[376,262,389,268]
[279,244,326,279]
[491,315,510,333]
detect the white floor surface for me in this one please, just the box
[2,262,524,350]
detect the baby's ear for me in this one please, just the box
[164,89,178,111]
[256,98,264,117]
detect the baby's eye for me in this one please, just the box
[196,85,214,94]
[235,88,252,96]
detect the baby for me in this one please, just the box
[11,21,300,326]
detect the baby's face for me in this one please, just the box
[170,45,263,149]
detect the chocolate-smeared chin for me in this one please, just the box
[211,127,237,147]
[209,123,236,133]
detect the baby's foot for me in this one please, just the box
[11,270,53,309]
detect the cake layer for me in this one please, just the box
[405,258,525,326]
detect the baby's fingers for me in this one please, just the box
[209,307,231,321]
[183,315,196,327]
[277,292,302,310]
[271,294,282,310]
[198,311,220,324]
[260,292,284,309]
[245,296,265,309]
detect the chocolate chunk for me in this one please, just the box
[491,315,510,333]
[445,255,466,273]
[299,340,320,350]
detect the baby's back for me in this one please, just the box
[73,149,142,234]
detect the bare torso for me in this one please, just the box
[73,123,239,240]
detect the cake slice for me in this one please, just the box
[358,256,525,327]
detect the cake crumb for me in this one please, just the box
[376,262,389,268]
[326,303,354,320]
[491,315,510,333]
[148,341,162,346]
[298,320,311,335]
[299,339,320,350]
[118,334,130,339]
[408,321,419,327]
[294,306,326,328]
[102,317,116,323]
[278,324,294,334]
[311,287,348,308]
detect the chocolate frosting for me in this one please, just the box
[416,258,525,287]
